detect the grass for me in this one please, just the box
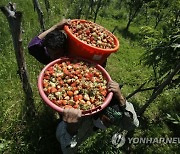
[0,0,179,153]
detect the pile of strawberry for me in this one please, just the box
[69,20,115,49]
[43,60,108,111]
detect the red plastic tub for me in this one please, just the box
[64,19,119,65]
[38,57,113,116]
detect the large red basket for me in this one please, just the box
[38,57,113,116]
[64,19,119,65]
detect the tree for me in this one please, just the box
[148,0,171,29]
[124,0,144,31]
[85,0,95,19]
[141,0,180,30]
[66,0,87,19]
[84,0,111,22]
[138,30,180,115]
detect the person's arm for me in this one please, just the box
[108,80,126,107]
[28,19,70,64]
[38,19,71,40]
[107,80,139,130]
[62,108,82,136]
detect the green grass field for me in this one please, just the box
[0,0,179,153]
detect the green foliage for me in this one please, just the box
[142,30,180,81]
[0,0,179,153]
[124,0,147,31]
[148,0,171,28]
[64,0,87,19]
[166,114,180,125]
[0,139,11,153]
[138,26,162,49]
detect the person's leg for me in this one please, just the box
[56,121,76,154]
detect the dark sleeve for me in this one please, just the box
[28,36,51,64]
[101,59,107,68]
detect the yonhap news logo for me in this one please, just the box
[112,131,127,148]
[112,132,180,148]
[112,132,126,148]
[127,137,180,144]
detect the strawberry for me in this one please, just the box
[74,95,79,101]
[51,87,57,93]
[42,59,108,111]
[67,91,73,97]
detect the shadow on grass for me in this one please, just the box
[117,27,139,42]
[20,97,62,154]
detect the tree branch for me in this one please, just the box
[32,0,45,31]
[112,26,118,34]
[126,82,147,100]
[0,3,36,117]
[138,63,180,116]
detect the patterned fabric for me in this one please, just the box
[103,101,139,129]
[104,106,123,124]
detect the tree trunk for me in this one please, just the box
[93,0,102,23]
[125,1,143,32]
[125,19,132,32]
[125,7,135,32]
[85,0,94,19]
[32,0,45,31]
[112,26,118,34]
[44,0,50,13]
[76,0,85,19]
[138,63,180,116]
[0,3,36,118]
